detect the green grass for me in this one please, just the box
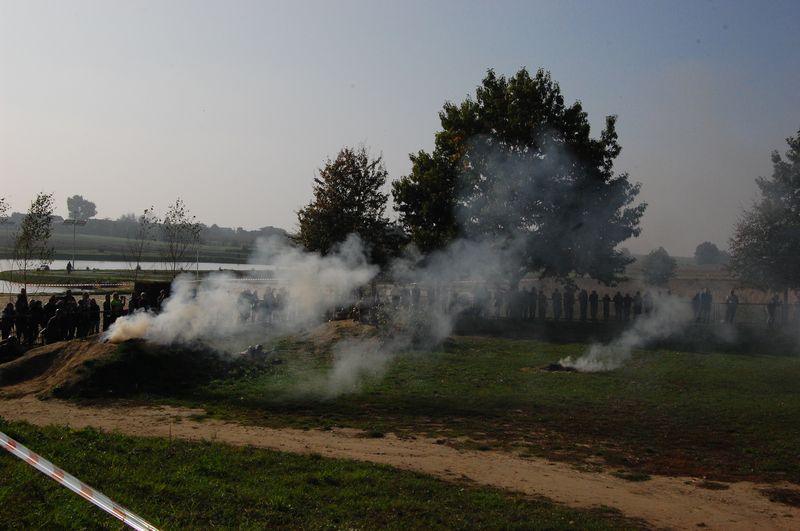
[0,420,640,530]
[69,335,800,485]
[0,229,252,264]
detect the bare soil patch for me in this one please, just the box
[0,397,798,530]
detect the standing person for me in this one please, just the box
[110,293,123,325]
[43,296,56,327]
[15,288,29,344]
[28,300,44,345]
[1,303,15,340]
[578,289,588,322]
[633,291,643,319]
[643,291,653,315]
[527,286,537,321]
[44,309,64,344]
[89,298,100,335]
[563,287,575,321]
[552,288,562,321]
[623,293,633,321]
[602,293,611,321]
[77,293,91,338]
[766,295,781,328]
[613,291,624,321]
[589,290,599,322]
[725,290,739,323]
[102,294,112,331]
[692,292,701,321]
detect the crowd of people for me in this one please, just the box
[0,282,792,347]
[0,288,169,345]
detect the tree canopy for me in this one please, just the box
[694,241,728,265]
[729,128,800,293]
[297,146,400,265]
[392,68,646,284]
[66,195,97,221]
[640,247,677,287]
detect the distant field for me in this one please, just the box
[0,229,251,264]
[0,420,636,530]
[48,332,800,485]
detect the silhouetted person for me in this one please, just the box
[725,290,739,323]
[28,300,44,345]
[44,309,64,344]
[633,291,643,319]
[527,287,537,320]
[613,292,623,321]
[643,291,653,315]
[563,287,575,321]
[1,303,15,340]
[589,290,599,321]
[102,294,112,331]
[578,289,588,322]
[623,293,632,321]
[15,288,29,343]
[602,293,611,321]
[552,288,562,321]
[766,295,781,328]
[89,298,100,335]
[701,289,713,322]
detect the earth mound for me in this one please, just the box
[0,340,117,398]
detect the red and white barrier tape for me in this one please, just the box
[0,430,159,531]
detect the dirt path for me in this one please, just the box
[1,397,797,530]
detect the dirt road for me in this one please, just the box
[1,397,797,530]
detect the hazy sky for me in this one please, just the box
[1,0,798,256]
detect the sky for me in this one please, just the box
[1,0,799,256]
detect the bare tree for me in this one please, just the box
[13,192,55,288]
[161,198,200,276]
[124,206,160,282]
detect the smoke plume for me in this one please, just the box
[558,293,692,372]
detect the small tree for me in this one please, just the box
[641,247,677,287]
[125,206,160,281]
[729,128,800,312]
[161,199,200,276]
[694,241,728,265]
[13,192,55,287]
[0,197,8,223]
[66,195,97,220]
[297,146,400,265]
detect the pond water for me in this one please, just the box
[0,259,271,272]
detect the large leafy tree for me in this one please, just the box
[66,194,97,220]
[641,247,677,287]
[729,129,800,299]
[297,146,400,265]
[392,68,646,284]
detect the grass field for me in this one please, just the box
[54,334,800,486]
[0,229,252,264]
[0,420,639,530]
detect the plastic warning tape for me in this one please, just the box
[0,430,159,531]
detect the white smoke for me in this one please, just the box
[559,293,692,372]
[105,234,378,346]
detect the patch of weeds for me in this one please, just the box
[611,471,652,482]
[697,480,729,491]
[761,487,800,508]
